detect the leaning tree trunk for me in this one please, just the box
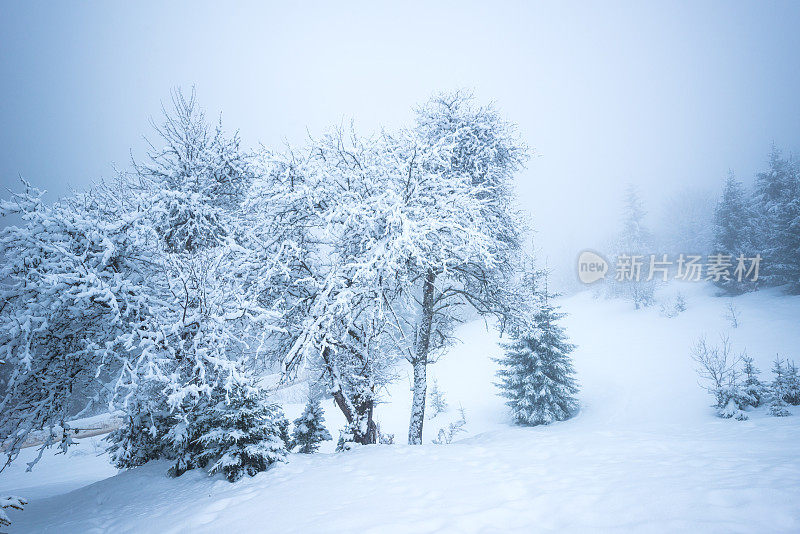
[360,398,378,445]
[324,348,378,445]
[331,389,377,445]
[408,268,436,445]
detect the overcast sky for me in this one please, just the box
[2,1,800,280]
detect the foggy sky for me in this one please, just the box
[2,1,800,281]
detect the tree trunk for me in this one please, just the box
[408,358,427,445]
[325,347,378,446]
[363,401,378,445]
[331,388,378,445]
[408,268,436,445]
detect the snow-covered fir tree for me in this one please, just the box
[495,277,579,426]
[714,369,750,420]
[741,356,766,408]
[788,193,800,293]
[752,147,800,291]
[656,187,714,258]
[0,496,26,529]
[784,360,800,405]
[194,385,288,482]
[712,172,756,294]
[608,184,655,309]
[770,393,791,417]
[717,399,748,420]
[336,422,358,452]
[769,357,792,417]
[426,379,448,418]
[106,395,175,470]
[291,397,332,454]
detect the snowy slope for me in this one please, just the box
[3,283,800,533]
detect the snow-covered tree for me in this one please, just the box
[787,193,800,294]
[659,292,687,318]
[245,128,402,445]
[193,385,288,482]
[769,397,791,417]
[431,405,467,444]
[769,357,792,417]
[133,88,254,253]
[8,90,275,478]
[741,356,766,408]
[391,91,528,444]
[0,496,27,529]
[691,335,751,418]
[0,182,153,471]
[717,399,748,420]
[103,91,276,478]
[106,393,174,469]
[495,278,579,426]
[658,186,714,256]
[752,147,800,291]
[291,397,332,453]
[608,185,655,309]
[784,360,800,406]
[714,369,750,420]
[251,91,528,445]
[336,422,358,452]
[0,159,265,477]
[426,379,448,418]
[724,303,741,328]
[712,172,757,294]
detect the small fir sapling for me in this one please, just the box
[715,368,750,420]
[427,379,449,419]
[431,404,467,444]
[336,422,357,452]
[291,397,332,453]
[741,356,767,408]
[724,303,740,328]
[769,357,792,417]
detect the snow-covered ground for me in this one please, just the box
[3,283,799,533]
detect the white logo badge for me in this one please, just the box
[577,250,608,284]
